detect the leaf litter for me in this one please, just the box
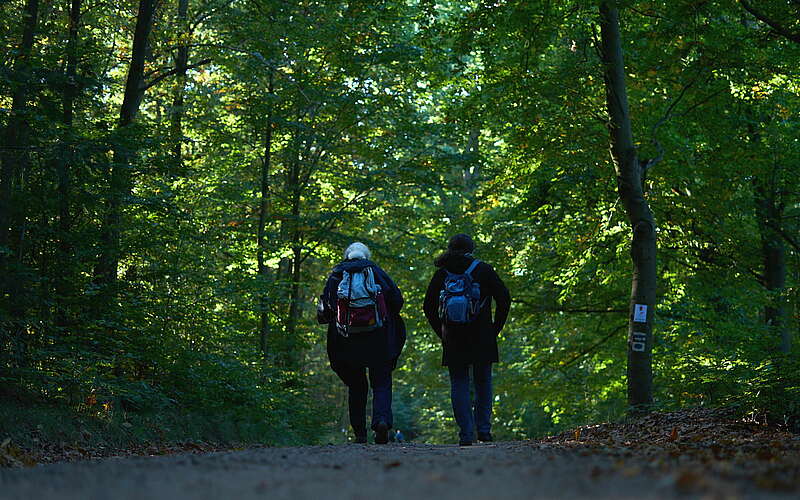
[0,435,261,468]
[537,406,800,495]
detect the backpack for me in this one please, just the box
[336,266,388,337]
[438,259,484,325]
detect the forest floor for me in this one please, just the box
[1,407,798,499]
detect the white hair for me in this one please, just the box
[344,242,371,260]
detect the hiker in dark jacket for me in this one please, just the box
[423,234,511,446]
[320,242,405,444]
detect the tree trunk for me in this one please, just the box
[755,178,790,353]
[599,1,657,410]
[284,154,303,369]
[62,0,80,128]
[462,127,480,219]
[0,0,38,256]
[463,127,480,189]
[0,0,40,370]
[257,73,275,358]
[170,0,189,169]
[93,0,157,292]
[285,244,302,367]
[54,0,82,327]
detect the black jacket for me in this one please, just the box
[322,259,405,372]
[423,255,511,366]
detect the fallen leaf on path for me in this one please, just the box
[668,427,678,442]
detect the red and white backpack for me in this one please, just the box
[335,266,387,337]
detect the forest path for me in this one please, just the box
[1,441,794,500]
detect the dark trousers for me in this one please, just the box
[336,362,393,433]
[447,362,493,441]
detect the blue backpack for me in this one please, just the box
[439,259,483,325]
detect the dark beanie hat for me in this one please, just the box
[447,233,475,254]
[434,233,476,267]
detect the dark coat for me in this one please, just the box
[423,255,511,367]
[322,259,405,373]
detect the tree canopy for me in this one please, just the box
[1,0,797,444]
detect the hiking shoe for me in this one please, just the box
[477,432,493,442]
[374,422,389,444]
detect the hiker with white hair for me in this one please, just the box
[318,242,405,444]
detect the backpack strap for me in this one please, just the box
[343,271,353,337]
[464,259,481,277]
[364,267,377,297]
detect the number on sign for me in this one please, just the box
[631,332,646,352]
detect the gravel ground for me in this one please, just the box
[0,441,795,500]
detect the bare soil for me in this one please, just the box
[1,408,798,499]
[0,440,796,500]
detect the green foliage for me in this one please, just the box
[0,0,798,449]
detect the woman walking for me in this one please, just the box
[423,234,511,445]
[319,242,405,444]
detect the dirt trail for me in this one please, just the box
[0,441,794,500]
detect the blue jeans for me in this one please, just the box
[448,362,493,441]
[337,363,393,433]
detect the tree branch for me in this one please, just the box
[141,58,211,91]
[675,87,727,118]
[766,221,800,252]
[561,325,626,368]
[628,5,665,20]
[740,0,800,43]
[642,73,700,172]
[190,0,236,33]
[512,299,627,314]
[144,64,174,79]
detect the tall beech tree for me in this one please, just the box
[598,1,657,409]
[169,0,190,169]
[739,0,797,353]
[257,72,275,358]
[0,0,40,260]
[755,168,790,353]
[53,0,82,326]
[93,0,158,293]
[94,0,209,298]
[0,0,40,369]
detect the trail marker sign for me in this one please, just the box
[633,304,647,323]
